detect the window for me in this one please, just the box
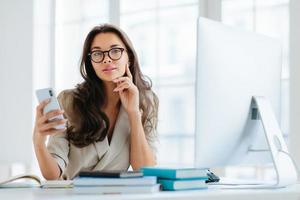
[55,0,109,93]
[121,0,198,166]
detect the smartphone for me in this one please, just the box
[35,88,65,130]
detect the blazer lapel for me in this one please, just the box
[93,106,130,169]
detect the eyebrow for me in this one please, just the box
[91,44,122,51]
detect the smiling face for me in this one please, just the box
[90,33,129,82]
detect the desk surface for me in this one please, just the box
[0,184,299,200]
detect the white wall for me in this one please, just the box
[0,0,34,166]
[290,0,300,171]
[33,0,53,89]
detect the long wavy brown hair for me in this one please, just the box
[67,24,159,147]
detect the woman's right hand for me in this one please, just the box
[33,99,67,147]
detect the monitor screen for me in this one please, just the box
[195,17,282,168]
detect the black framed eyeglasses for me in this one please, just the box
[88,47,125,63]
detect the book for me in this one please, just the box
[78,170,143,178]
[158,178,207,191]
[73,176,157,186]
[73,184,161,194]
[0,174,73,188]
[141,167,208,179]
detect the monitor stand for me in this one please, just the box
[251,96,298,187]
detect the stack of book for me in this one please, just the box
[73,170,160,194]
[141,167,208,191]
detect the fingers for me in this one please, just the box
[36,116,67,137]
[113,82,130,92]
[41,127,67,136]
[36,99,51,118]
[113,76,131,84]
[39,118,67,132]
[38,109,65,125]
[45,109,65,121]
[34,100,67,139]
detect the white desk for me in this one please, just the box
[0,184,299,200]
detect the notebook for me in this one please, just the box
[0,174,73,188]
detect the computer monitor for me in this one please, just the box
[194,17,297,187]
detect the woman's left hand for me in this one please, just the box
[113,65,139,114]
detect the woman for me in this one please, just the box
[33,24,159,180]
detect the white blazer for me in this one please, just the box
[47,89,158,180]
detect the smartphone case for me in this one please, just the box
[36,88,65,130]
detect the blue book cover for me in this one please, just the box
[141,167,208,179]
[158,178,207,191]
